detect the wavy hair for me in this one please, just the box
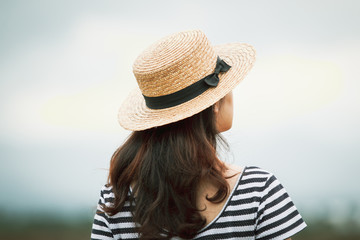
[103,104,229,239]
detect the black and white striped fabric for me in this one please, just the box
[91,166,306,239]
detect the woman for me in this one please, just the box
[91,30,306,239]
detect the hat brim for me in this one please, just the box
[118,43,256,131]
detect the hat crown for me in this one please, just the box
[133,30,217,97]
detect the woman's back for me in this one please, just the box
[196,164,242,226]
[91,166,306,239]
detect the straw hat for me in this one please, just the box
[118,30,256,131]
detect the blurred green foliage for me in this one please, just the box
[296,219,360,240]
[0,211,92,240]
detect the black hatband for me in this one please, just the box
[143,57,231,110]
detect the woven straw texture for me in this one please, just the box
[118,30,256,131]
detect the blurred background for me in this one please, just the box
[1,0,359,239]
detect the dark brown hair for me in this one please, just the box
[103,104,229,239]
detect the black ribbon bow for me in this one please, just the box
[143,56,231,109]
[203,57,231,87]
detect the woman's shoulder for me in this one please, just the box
[97,184,115,207]
[228,165,282,196]
[99,184,113,194]
[243,165,273,174]
[225,164,275,180]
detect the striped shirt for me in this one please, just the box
[91,166,306,239]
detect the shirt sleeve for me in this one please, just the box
[255,174,307,240]
[91,186,114,240]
